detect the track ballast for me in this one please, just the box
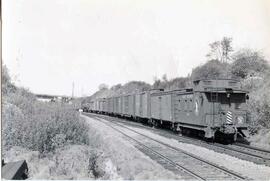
[84,113,248,180]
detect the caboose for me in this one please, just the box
[150,79,249,141]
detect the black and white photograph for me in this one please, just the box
[2,0,270,180]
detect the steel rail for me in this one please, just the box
[85,113,247,180]
[85,112,270,165]
[89,115,205,180]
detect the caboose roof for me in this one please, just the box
[192,79,244,91]
[201,88,248,93]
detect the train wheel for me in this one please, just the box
[204,137,215,143]
[147,119,154,127]
[153,120,159,128]
[182,128,191,136]
[171,123,181,133]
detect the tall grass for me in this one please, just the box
[3,96,90,156]
[2,67,90,156]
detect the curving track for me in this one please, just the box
[84,113,248,180]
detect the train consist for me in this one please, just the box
[83,79,249,141]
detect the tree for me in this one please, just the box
[191,60,229,80]
[230,49,270,79]
[167,77,189,90]
[206,37,233,63]
[152,76,162,89]
[98,83,109,90]
[2,65,16,95]
[162,74,168,82]
[221,37,233,63]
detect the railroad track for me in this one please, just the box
[84,112,270,167]
[84,113,248,180]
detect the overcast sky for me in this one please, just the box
[3,0,270,97]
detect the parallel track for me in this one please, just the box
[85,112,270,166]
[84,113,248,180]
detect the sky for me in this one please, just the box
[3,0,270,97]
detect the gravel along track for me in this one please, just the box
[84,113,270,167]
[85,113,248,180]
[213,142,270,166]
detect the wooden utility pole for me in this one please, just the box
[72,81,74,98]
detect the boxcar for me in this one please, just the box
[115,96,122,115]
[97,98,102,113]
[135,90,161,120]
[150,91,173,122]
[120,96,125,116]
[112,97,116,115]
[86,101,94,112]
[141,92,150,119]
[122,94,135,117]
[134,93,141,118]
[107,97,114,114]
[98,98,107,113]
[93,99,98,112]
[103,98,108,113]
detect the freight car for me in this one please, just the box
[84,79,249,142]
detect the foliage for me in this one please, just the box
[230,49,270,79]
[166,77,191,90]
[248,129,270,149]
[2,67,90,156]
[119,81,151,94]
[153,76,190,90]
[191,60,230,80]
[98,83,109,90]
[206,37,233,63]
[243,72,270,133]
[83,80,151,104]
[2,65,17,95]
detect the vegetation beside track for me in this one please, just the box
[2,66,102,179]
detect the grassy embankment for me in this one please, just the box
[2,66,106,179]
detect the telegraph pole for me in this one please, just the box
[72,81,74,98]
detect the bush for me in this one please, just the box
[2,67,90,156]
[3,101,90,155]
[242,72,270,133]
[248,129,270,149]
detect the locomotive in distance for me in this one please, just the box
[83,79,249,142]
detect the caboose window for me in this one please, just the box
[206,93,246,103]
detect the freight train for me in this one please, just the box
[83,79,249,142]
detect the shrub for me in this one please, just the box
[242,72,270,133]
[2,67,90,156]
[3,100,90,155]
